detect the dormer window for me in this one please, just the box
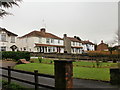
[1,34,6,42]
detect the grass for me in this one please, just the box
[74,67,110,81]
[30,58,117,68]
[73,61,117,68]
[0,80,25,90]
[14,63,111,81]
[15,63,54,75]
[30,58,54,64]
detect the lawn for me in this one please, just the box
[14,63,110,81]
[30,58,117,68]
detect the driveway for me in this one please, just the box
[0,60,17,68]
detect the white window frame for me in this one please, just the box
[51,39,54,43]
[1,46,6,51]
[46,38,50,43]
[11,36,15,43]
[1,34,6,42]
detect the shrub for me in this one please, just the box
[1,80,25,90]
[1,51,30,61]
[38,56,42,63]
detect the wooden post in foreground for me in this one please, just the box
[34,70,38,90]
[54,60,73,89]
[8,66,11,84]
[110,68,120,85]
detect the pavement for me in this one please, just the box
[1,61,120,89]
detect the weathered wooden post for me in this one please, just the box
[34,70,38,90]
[110,68,120,85]
[8,66,11,84]
[54,60,73,89]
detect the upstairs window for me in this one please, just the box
[51,39,54,43]
[73,42,75,46]
[1,34,6,42]
[39,38,42,43]
[58,40,60,44]
[79,43,81,46]
[11,36,15,43]
[46,38,50,43]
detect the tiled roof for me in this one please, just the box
[19,30,63,40]
[35,43,64,47]
[81,40,94,45]
[67,37,81,42]
[0,27,18,36]
[71,46,83,48]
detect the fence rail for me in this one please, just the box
[0,66,55,90]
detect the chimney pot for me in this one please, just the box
[101,40,103,43]
[40,28,46,32]
[64,34,67,37]
[74,36,77,38]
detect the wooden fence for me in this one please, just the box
[0,66,55,90]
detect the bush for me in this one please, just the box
[1,51,30,61]
[38,56,42,63]
[1,80,25,90]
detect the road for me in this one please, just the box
[1,69,120,90]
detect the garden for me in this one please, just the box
[14,57,118,81]
[1,51,119,82]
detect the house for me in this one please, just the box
[81,40,95,51]
[63,34,83,54]
[17,28,64,53]
[97,40,108,51]
[0,27,18,51]
[113,45,120,51]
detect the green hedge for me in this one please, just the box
[1,51,30,61]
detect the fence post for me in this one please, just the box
[54,60,73,89]
[8,66,11,84]
[34,70,38,90]
[110,68,120,85]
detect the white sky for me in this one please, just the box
[0,0,119,44]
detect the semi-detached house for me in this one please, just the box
[0,27,18,51]
[17,28,64,53]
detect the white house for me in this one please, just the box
[81,40,95,51]
[63,34,95,53]
[0,27,18,51]
[17,28,64,53]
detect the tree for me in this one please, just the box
[108,47,116,54]
[0,0,22,17]
[106,30,119,47]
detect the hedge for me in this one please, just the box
[1,51,30,61]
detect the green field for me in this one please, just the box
[14,62,111,81]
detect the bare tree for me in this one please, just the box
[0,0,22,17]
[106,30,119,47]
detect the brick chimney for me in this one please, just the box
[40,28,46,32]
[101,40,103,43]
[74,36,77,38]
[64,34,67,37]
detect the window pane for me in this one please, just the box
[1,34,6,42]
[46,38,50,43]
[1,46,6,51]
[11,36,15,43]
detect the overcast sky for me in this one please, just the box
[0,0,118,44]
